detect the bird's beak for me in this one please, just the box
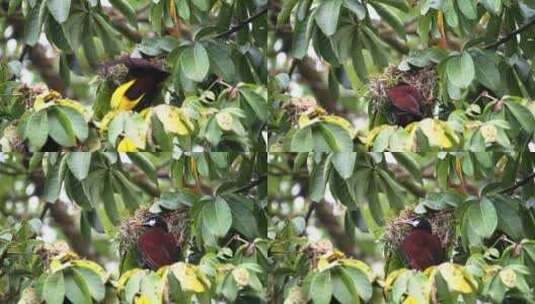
[400,219,418,226]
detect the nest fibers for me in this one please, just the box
[369,65,438,118]
[118,207,190,257]
[383,208,456,255]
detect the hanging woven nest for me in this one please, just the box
[383,207,456,255]
[118,207,190,258]
[369,65,438,122]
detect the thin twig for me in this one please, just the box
[484,18,535,49]
[499,172,535,194]
[214,8,268,39]
[39,202,52,220]
[234,175,267,193]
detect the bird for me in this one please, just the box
[386,84,425,126]
[103,57,170,112]
[137,215,180,270]
[399,218,443,271]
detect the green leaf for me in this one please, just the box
[317,123,353,152]
[332,268,359,304]
[446,52,475,89]
[102,174,120,225]
[468,198,498,238]
[309,159,329,202]
[277,0,299,26]
[59,53,71,86]
[66,152,91,180]
[205,41,236,81]
[24,0,47,46]
[180,43,210,82]
[471,49,503,93]
[191,0,210,11]
[64,270,92,304]
[504,100,535,134]
[351,35,368,83]
[372,3,405,38]
[43,271,65,304]
[27,111,49,152]
[344,267,372,301]
[240,88,268,122]
[73,268,105,301]
[60,106,88,142]
[457,0,477,19]
[128,153,157,184]
[392,153,421,181]
[202,197,232,237]
[315,0,343,36]
[310,271,332,304]
[47,0,71,23]
[291,127,314,152]
[43,155,66,203]
[108,0,137,28]
[48,107,76,147]
[344,0,366,20]
[330,153,356,179]
[481,0,502,15]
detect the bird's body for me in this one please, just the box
[386,84,425,126]
[104,57,169,112]
[136,216,179,270]
[400,218,443,271]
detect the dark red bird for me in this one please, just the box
[400,218,443,271]
[137,215,179,270]
[386,84,425,126]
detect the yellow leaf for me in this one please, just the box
[216,112,233,131]
[134,295,151,304]
[499,268,516,288]
[480,124,498,143]
[111,80,145,111]
[366,125,390,146]
[384,269,408,291]
[232,267,250,287]
[340,258,374,281]
[322,115,354,135]
[316,257,331,272]
[403,295,418,304]
[117,137,139,152]
[56,99,91,120]
[152,105,192,135]
[410,119,457,149]
[117,269,146,290]
[72,260,108,281]
[438,263,473,294]
[170,262,206,293]
[99,110,120,133]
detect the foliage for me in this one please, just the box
[1,0,268,151]
[269,0,535,152]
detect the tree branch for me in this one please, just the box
[214,8,268,38]
[484,18,535,49]
[499,172,535,194]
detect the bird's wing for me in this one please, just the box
[137,230,179,270]
[387,85,424,117]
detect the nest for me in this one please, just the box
[383,208,456,254]
[118,207,190,256]
[35,240,78,268]
[369,65,438,118]
[283,96,321,122]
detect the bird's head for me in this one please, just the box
[402,217,432,233]
[142,215,169,232]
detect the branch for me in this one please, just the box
[484,18,535,49]
[234,175,267,193]
[499,172,535,194]
[214,8,268,38]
